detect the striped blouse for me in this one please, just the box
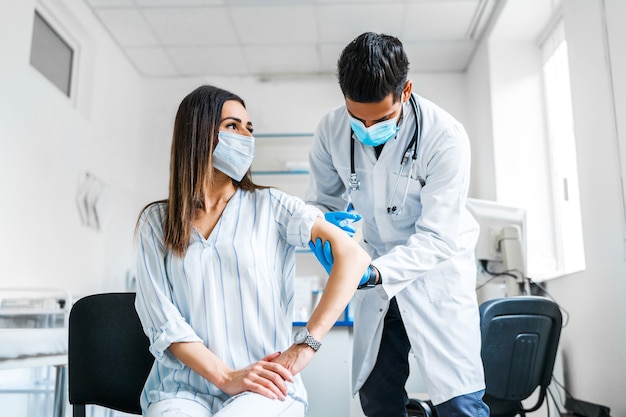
[135,187,322,414]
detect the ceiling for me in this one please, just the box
[83,0,500,79]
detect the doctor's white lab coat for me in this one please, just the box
[305,93,485,405]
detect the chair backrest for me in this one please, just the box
[479,296,562,417]
[68,293,154,416]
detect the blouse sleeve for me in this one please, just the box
[134,205,202,369]
[269,189,323,247]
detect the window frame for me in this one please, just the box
[30,2,82,106]
[539,19,586,277]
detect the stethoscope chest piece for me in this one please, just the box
[349,172,360,191]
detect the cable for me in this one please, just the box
[476,260,571,328]
[551,376,594,417]
[479,260,522,281]
[546,387,553,417]
[551,373,567,411]
[551,377,575,402]
[547,385,565,417]
[475,273,500,291]
[527,278,571,328]
[480,260,520,280]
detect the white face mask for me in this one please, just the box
[213,131,255,181]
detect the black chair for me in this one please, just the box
[408,296,562,417]
[68,293,154,417]
[480,296,562,417]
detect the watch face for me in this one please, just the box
[294,327,308,344]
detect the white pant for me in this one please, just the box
[146,395,305,417]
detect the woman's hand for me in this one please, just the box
[219,352,295,400]
[168,343,295,401]
[271,344,316,376]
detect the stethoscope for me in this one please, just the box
[349,94,423,215]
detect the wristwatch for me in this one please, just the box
[357,265,380,290]
[293,327,321,351]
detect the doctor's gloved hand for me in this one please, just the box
[309,238,334,275]
[324,211,362,237]
[308,238,376,288]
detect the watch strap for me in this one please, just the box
[303,335,321,351]
[357,265,380,289]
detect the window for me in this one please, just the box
[30,11,74,97]
[487,11,584,281]
[541,21,586,275]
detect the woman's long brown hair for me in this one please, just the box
[138,85,264,257]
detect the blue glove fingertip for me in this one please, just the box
[323,240,334,264]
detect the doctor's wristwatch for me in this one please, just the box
[293,327,321,352]
[357,264,382,290]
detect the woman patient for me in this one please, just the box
[134,84,370,417]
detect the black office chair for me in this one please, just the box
[480,296,562,417]
[68,293,154,417]
[408,296,562,417]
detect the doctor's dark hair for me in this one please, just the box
[139,84,262,257]
[337,32,409,103]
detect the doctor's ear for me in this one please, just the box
[402,80,413,101]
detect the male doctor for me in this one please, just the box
[305,32,489,417]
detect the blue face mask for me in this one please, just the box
[213,131,255,181]
[349,115,399,147]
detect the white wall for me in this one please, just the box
[548,0,626,413]
[466,40,497,200]
[605,0,626,253]
[0,0,145,296]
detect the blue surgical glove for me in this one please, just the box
[324,211,362,237]
[308,238,374,288]
[309,238,333,274]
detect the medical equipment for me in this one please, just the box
[0,288,71,417]
[466,198,529,298]
[349,94,423,215]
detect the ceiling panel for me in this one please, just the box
[84,0,499,78]
[402,1,480,41]
[245,44,321,76]
[95,8,159,46]
[225,0,311,5]
[125,47,179,76]
[315,4,406,43]
[142,7,237,46]
[136,0,224,6]
[85,0,135,7]
[403,40,475,72]
[167,45,248,76]
[231,5,319,45]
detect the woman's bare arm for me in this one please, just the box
[272,217,371,374]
